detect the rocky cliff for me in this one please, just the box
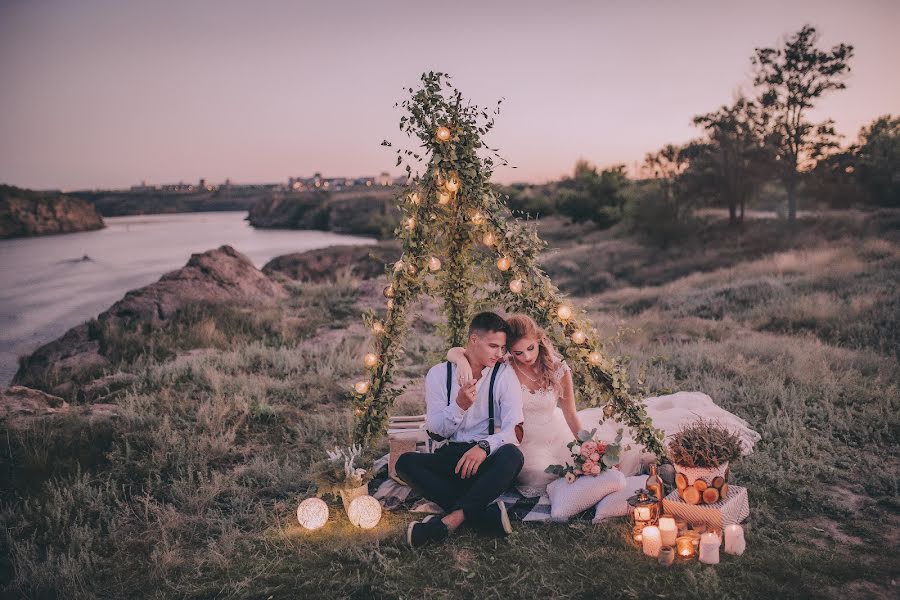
[247,189,399,238]
[262,241,401,283]
[0,185,105,238]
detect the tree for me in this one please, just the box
[752,24,853,221]
[558,161,628,226]
[692,97,772,223]
[855,115,900,206]
[642,143,692,222]
[352,72,665,458]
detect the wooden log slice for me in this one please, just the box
[682,486,701,505]
[702,487,720,504]
[712,476,725,489]
[675,473,688,491]
[693,479,708,492]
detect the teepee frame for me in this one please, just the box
[350,72,664,458]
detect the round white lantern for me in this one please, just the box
[482,232,496,247]
[509,279,523,293]
[347,495,382,529]
[354,381,370,394]
[428,256,442,271]
[572,330,587,344]
[297,497,329,530]
[435,126,451,142]
[496,257,512,272]
[557,304,573,321]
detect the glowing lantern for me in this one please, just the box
[435,126,451,142]
[428,257,442,271]
[383,285,395,298]
[482,232,496,246]
[363,353,378,368]
[557,305,573,321]
[509,279,523,293]
[347,495,382,529]
[354,381,370,395]
[297,498,329,530]
[471,211,485,225]
[438,192,451,205]
[404,217,416,229]
[496,257,512,272]
[372,321,385,335]
[572,330,587,345]
[588,351,602,365]
[445,177,460,193]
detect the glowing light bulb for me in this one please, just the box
[372,321,384,335]
[445,178,459,193]
[496,257,512,272]
[557,305,573,321]
[589,352,602,365]
[354,381,370,394]
[509,279,523,293]
[482,232,496,246]
[428,257,441,271]
[471,211,485,225]
[408,192,421,205]
[435,126,451,142]
[438,192,451,205]
[383,285,395,298]
[572,330,587,344]
[297,498,329,530]
[364,353,378,368]
[404,217,416,229]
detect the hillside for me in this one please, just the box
[1,210,897,598]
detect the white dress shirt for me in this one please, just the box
[424,361,524,454]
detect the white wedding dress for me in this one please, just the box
[514,363,762,498]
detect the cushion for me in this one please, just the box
[547,469,625,521]
[592,475,648,523]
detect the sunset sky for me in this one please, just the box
[1,0,897,190]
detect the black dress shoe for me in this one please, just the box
[406,515,449,548]
[470,501,512,536]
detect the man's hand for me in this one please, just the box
[455,380,476,411]
[455,445,487,479]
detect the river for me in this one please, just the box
[0,212,375,385]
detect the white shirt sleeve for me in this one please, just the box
[424,363,467,438]
[482,364,524,454]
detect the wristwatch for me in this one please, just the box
[476,440,491,455]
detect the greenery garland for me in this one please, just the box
[350,72,665,458]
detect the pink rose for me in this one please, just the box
[596,444,606,454]
[565,472,576,483]
[591,464,601,475]
[582,441,598,455]
[582,460,596,473]
[590,452,600,462]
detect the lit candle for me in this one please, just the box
[642,526,662,557]
[658,546,675,567]
[724,524,746,556]
[676,536,695,559]
[658,516,678,546]
[699,532,721,565]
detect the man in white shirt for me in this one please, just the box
[397,312,525,548]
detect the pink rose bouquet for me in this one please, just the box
[545,428,626,482]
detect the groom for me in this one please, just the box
[397,311,525,548]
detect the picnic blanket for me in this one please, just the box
[368,453,595,522]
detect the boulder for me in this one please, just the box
[263,242,400,283]
[0,185,105,239]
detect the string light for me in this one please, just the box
[404,217,416,229]
[383,285,395,298]
[589,352,602,365]
[557,305,573,321]
[496,257,512,272]
[482,232,496,246]
[435,126,451,142]
[364,353,378,368]
[438,192,451,205]
[471,211,485,225]
[509,279,523,293]
[428,257,442,271]
[572,330,587,344]
[372,321,385,335]
[408,192,421,205]
[354,381,370,394]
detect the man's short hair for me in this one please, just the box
[468,311,511,339]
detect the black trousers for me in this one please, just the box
[396,442,524,523]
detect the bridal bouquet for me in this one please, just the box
[545,428,626,483]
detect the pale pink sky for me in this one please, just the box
[1,0,897,190]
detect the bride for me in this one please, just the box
[449,313,762,498]
[448,314,582,497]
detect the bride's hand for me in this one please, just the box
[447,346,473,386]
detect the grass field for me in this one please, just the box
[2,210,898,599]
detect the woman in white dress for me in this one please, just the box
[448,314,581,497]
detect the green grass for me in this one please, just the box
[2,210,898,599]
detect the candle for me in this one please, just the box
[676,536,695,558]
[724,524,746,555]
[699,532,721,565]
[675,519,688,536]
[658,516,678,546]
[658,546,675,566]
[634,506,652,522]
[642,526,662,558]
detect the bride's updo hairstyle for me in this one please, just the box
[506,314,563,388]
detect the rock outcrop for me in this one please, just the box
[0,185,105,238]
[263,242,401,283]
[247,189,399,238]
[0,385,119,424]
[13,245,286,394]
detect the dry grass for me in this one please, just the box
[1,210,898,599]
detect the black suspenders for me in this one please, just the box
[444,361,501,435]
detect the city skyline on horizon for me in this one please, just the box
[1,0,898,191]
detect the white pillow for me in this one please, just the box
[592,475,648,523]
[547,469,625,521]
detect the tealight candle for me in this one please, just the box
[724,524,746,556]
[658,546,675,566]
[676,536,695,558]
[658,516,678,546]
[699,532,721,565]
[642,526,662,558]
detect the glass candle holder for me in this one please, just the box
[676,536,696,558]
[658,546,675,566]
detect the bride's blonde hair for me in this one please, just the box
[506,314,563,388]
